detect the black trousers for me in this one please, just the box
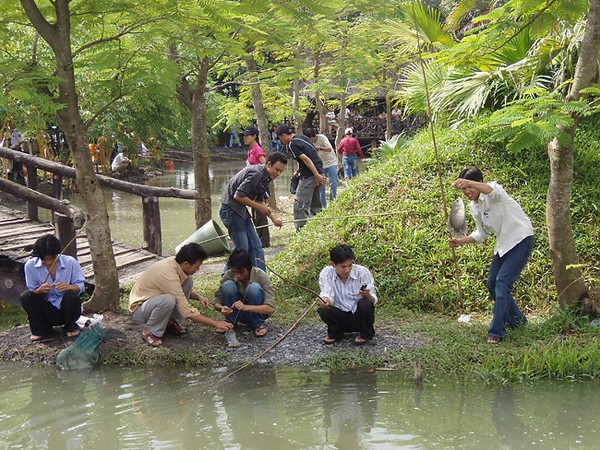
[317,298,375,340]
[20,290,81,336]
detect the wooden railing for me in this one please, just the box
[0,146,199,255]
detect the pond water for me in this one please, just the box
[36,152,297,253]
[3,154,599,448]
[0,363,597,449]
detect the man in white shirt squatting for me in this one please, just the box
[317,244,377,345]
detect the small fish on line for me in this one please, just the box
[225,329,241,348]
[447,197,468,238]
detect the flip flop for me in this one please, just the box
[254,326,267,337]
[66,329,80,338]
[30,335,56,343]
[142,332,162,347]
[487,336,503,344]
[322,336,339,345]
[354,335,371,345]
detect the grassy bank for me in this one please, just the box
[3,117,598,381]
[260,117,599,381]
[271,120,599,317]
[132,116,597,381]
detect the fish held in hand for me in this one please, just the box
[225,329,241,348]
[447,197,468,238]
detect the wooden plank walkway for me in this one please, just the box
[0,205,161,305]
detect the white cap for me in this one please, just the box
[344,127,353,134]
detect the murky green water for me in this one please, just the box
[0,364,597,449]
[95,157,294,252]
[35,155,296,253]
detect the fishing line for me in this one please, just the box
[410,3,465,314]
[35,213,100,347]
[218,259,324,382]
[189,209,410,248]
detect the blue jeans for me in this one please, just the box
[220,280,268,328]
[228,131,241,147]
[320,165,339,207]
[219,204,266,271]
[342,155,359,179]
[270,139,281,153]
[487,235,534,339]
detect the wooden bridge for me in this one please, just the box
[0,145,201,306]
[0,205,161,305]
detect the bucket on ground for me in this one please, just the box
[175,219,230,256]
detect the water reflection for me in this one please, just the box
[0,363,598,448]
[321,371,380,449]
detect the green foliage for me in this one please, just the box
[101,343,222,367]
[399,0,591,122]
[381,312,600,381]
[0,304,27,331]
[369,133,411,162]
[480,336,600,382]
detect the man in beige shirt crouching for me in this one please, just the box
[129,243,233,346]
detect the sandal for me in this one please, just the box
[166,320,188,336]
[66,329,80,338]
[254,326,267,337]
[487,336,503,344]
[30,335,55,343]
[322,336,339,345]
[142,332,162,347]
[354,335,371,345]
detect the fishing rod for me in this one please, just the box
[410,3,465,314]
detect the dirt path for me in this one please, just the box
[0,311,420,368]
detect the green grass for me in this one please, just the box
[269,118,599,319]
[101,342,227,367]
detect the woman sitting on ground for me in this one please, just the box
[20,234,85,342]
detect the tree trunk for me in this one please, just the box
[385,93,392,140]
[313,50,328,134]
[245,55,276,209]
[336,92,347,148]
[292,77,302,133]
[546,136,589,309]
[245,56,269,152]
[170,45,212,230]
[192,58,212,229]
[20,0,120,312]
[546,0,599,316]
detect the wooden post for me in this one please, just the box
[26,164,38,220]
[142,196,162,255]
[55,212,77,258]
[52,174,63,223]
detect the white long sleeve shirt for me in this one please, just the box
[469,181,534,257]
[318,264,377,313]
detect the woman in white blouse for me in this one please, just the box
[449,167,534,344]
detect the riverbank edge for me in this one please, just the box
[1,310,598,383]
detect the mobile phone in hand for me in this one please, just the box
[360,284,367,291]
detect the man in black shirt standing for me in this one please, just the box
[220,153,288,270]
[276,124,326,231]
